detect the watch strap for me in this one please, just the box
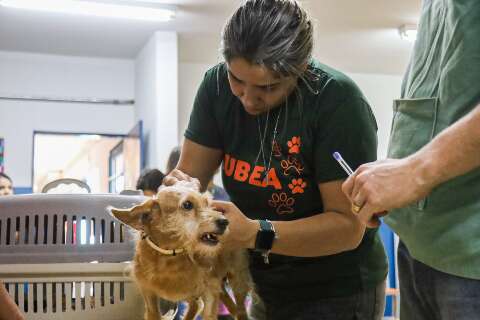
[255,219,276,264]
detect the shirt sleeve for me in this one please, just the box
[184,68,223,149]
[314,96,378,183]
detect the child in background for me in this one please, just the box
[0,172,13,196]
[136,169,165,196]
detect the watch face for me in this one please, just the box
[255,229,275,251]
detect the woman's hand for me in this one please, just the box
[212,200,258,250]
[163,169,201,191]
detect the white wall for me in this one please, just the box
[135,35,159,169]
[135,32,179,172]
[178,62,402,160]
[0,51,135,187]
[178,62,213,142]
[348,73,402,158]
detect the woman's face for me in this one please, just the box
[0,177,13,196]
[227,58,297,115]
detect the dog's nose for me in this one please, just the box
[215,218,229,232]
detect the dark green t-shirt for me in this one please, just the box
[185,60,387,304]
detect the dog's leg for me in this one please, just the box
[220,284,238,316]
[183,298,202,320]
[201,292,220,320]
[141,289,159,320]
[231,290,248,320]
[228,273,251,320]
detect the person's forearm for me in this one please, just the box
[176,139,223,191]
[0,283,24,320]
[410,103,480,189]
[267,212,365,257]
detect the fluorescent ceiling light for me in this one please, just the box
[0,0,176,21]
[399,24,417,42]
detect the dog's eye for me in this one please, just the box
[181,200,194,211]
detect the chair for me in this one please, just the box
[119,190,144,196]
[41,178,91,194]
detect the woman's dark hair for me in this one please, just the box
[221,0,313,78]
[0,172,12,183]
[166,146,181,174]
[136,169,165,192]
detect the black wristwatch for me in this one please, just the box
[254,219,276,264]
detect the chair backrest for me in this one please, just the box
[0,194,146,264]
[41,178,91,194]
[119,190,144,196]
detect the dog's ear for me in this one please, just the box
[108,199,160,231]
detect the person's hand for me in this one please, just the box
[162,169,201,191]
[342,158,433,228]
[212,200,258,250]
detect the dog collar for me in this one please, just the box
[142,233,185,256]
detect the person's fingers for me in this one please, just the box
[351,171,367,206]
[367,211,389,228]
[352,191,367,214]
[162,175,178,186]
[341,176,355,201]
[357,203,374,225]
[163,170,202,190]
[170,169,190,181]
[211,200,231,213]
[366,216,381,228]
[357,204,386,228]
[189,177,201,191]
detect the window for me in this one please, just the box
[108,141,125,194]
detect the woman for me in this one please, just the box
[136,168,165,196]
[165,0,387,319]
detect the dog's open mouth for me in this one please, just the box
[200,232,220,246]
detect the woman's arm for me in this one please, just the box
[163,139,223,191]
[214,179,365,257]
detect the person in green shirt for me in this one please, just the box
[164,0,387,319]
[342,0,480,319]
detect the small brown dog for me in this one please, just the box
[110,182,252,320]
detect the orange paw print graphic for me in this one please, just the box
[268,192,295,215]
[288,178,307,194]
[287,136,301,154]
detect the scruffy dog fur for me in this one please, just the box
[110,182,252,320]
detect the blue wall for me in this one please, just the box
[13,187,32,194]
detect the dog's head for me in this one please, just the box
[110,182,229,256]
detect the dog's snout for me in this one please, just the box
[215,218,229,232]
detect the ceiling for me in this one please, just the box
[0,0,422,74]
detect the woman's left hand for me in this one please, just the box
[212,200,258,250]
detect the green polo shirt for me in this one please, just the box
[385,0,480,279]
[185,60,387,304]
